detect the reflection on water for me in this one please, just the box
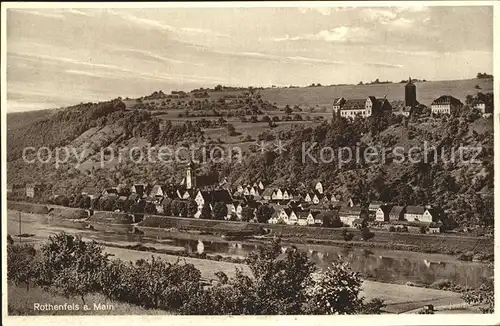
[77,230,493,288]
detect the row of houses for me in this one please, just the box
[269,202,440,231]
[9,177,441,231]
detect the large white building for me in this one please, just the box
[334,96,392,118]
[431,95,463,115]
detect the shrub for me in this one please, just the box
[430,279,453,290]
[361,227,375,241]
[388,226,396,232]
[37,232,111,303]
[305,262,362,314]
[462,279,494,313]
[417,305,435,314]
[342,229,354,241]
[457,251,474,261]
[7,242,39,290]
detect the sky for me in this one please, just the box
[6,5,494,112]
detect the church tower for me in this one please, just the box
[186,161,196,190]
[405,77,417,107]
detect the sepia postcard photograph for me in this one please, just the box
[1,1,498,325]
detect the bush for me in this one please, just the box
[361,227,375,241]
[7,233,385,315]
[7,242,39,290]
[342,229,354,241]
[430,279,453,290]
[457,251,474,261]
[388,226,396,232]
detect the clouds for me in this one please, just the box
[5,6,493,112]
[274,26,373,43]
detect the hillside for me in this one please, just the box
[6,78,494,227]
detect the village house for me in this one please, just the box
[127,192,140,203]
[431,95,463,115]
[262,188,274,201]
[277,207,298,225]
[130,184,146,196]
[7,183,24,194]
[226,202,238,220]
[404,206,434,223]
[332,97,346,113]
[315,181,324,194]
[194,189,233,211]
[321,193,332,205]
[310,191,324,204]
[308,211,322,225]
[116,184,130,196]
[330,193,341,202]
[337,206,364,227]
[81,188,101,200]
[282,189,293,200]
[267,210,280,224]
[271,188,284,201]
[389,206,406,221]
[249,186,260,198]
[26,184,43,198]
[297,210,311,226]
[472,99,492,117]
[393,106,411,117]
[375,205,394,222]
[102,187,118,197]
[368,201,385,214]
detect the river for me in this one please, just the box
[8,210,493,289]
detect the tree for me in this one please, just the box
[200,203,212,219]
[162,198,173,216]
[7,243,38,290]
[342,228,354,241]
[304,262,364,314]
[38,232,111,304]
[178,201,188,217]
[145,202,157,214]
[243,240,316,314]
[241,206,255,222]
[187,200,198,218]
[213,202,228,220]
[361,227,374,241]
[227,124,237,136]
[462,267,494,314]
[255,204,273,223]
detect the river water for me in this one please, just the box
[8,211,493,289]
[86,230,492,289]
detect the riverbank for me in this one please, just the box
[7,210,474,314]
[8,201,493,258]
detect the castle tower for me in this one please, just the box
[186,161,196,190]
[405,77,417,107]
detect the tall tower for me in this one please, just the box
[405,77,417,107]
[186,161,196,190]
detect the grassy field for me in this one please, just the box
[7,283,167,315]
[259,78,494,109]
